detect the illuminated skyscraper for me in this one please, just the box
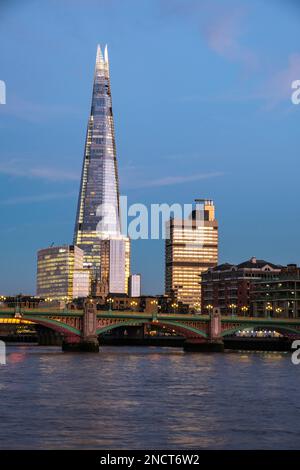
[74,45,122,278]
[128,274,141,297]
[100,236,130,294]
[165,200,218,309]
[36,245,90,301]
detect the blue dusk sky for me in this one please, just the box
[0,0,300,295]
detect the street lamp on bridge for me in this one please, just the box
[171,302,178,313]
[265,303,273,319]
[241,305,249,317]
[275,307,283,317]
[130,300,138,312]
[205,304,213,316]
[150,299,158,313]
[228,303,237,318]
[193,302,201,313]
[107,297,114,313]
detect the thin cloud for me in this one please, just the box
[141,172,224,188]
[0,191,76,206]
[179,54,300,109]
[159,0,257,71]
[203,7,256,70]
[0,94,79,123]
[120,165,225,189]
[0,159,79,182]
[258,53,300,108]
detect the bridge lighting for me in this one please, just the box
[130,300,138,311]
[107,297,114,312]
[205,304,213,314]
[265,304,273,319]
[241,306,249,316]
[228,303,237,318]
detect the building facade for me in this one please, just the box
[74,45,121,279]
[251,264,300,318]
[72,269,91,299]
[36,245,89,301]
[201,257,282,315]
[128,274,141,297]
[100,236,130,294]
[165,199,218,308]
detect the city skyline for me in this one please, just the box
[1,0,300,295]
[1,2,300,456]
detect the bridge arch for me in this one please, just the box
[21,315,81,337]
[97,319,208,338]
[221,323,300,337]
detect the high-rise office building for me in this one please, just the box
[36,245,90,300]
[74,45,122,278]
[100,237,130,294]
[128,274,141,297]
[165,200,218,309]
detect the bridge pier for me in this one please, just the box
[184,308,224,352]
[62,299,99,352]
[36,326,62,346]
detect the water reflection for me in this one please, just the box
[0,346,299,449]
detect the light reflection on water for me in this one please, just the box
[0,345,299,449]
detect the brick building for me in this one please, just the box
[201,257,282,315]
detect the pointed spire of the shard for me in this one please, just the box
[104,44,109,63]
[95,44,104,74]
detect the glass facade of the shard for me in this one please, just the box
[74,45,121,278]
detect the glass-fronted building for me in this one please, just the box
[36,245,88,300]
[73,269,91,299]
[74,45,121,279]
[128,274,141,297]
[165,200,218,309]
[100,236,130,294]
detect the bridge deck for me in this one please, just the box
[0,309,300,325]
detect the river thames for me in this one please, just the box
[0,345,299,449]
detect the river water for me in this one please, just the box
[0,345,299,449]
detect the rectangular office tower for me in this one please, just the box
[74,45,122,279]
[36,245,90,301]
[100,237,130,294]
[128,274,141,297]
[165,200,218,309]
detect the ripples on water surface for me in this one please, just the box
[0,345,300,449]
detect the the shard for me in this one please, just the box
[74,45,121,279]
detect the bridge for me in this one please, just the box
[1,301,300,351]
